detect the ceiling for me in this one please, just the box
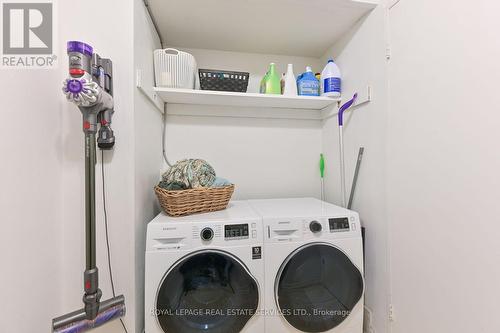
[147,0,378,57]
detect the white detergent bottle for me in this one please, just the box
[321,59,341,97]
[283,64,298,96]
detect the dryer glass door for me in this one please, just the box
[275,243,364,332]
[155,250,259,333]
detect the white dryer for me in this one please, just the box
[145,201,265,333]
[249,198,364,333]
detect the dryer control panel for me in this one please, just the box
[248,197,362,243]
[264,214,361,243]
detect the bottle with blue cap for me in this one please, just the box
[297,66,320,96]
[321,59,341,98]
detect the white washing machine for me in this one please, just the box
[249,198,364,333]
[145,201,265,333]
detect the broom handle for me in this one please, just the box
[337,93,358,208]
[85,132,97,270]
[339,125,347,208]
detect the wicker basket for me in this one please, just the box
[155,185,235,217]
[199,69,249,92]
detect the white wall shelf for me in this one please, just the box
[154,87,340,111]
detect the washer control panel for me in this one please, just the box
[224,223,249,240]
[224,222,259,240]
[146,201,263,251]
[309,220,323,233]
[192,222,260,243]
[200,227,214,241]
[329,217,350,232]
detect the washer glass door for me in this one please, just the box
[276,243,364,333]
[155,250,259,333]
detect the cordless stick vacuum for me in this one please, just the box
[52,41,125,333]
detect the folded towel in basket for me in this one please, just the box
[161,159,216,189]
[211,177,232,188]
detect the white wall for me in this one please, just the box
[320,6,390,333]
[164,48,324,200]
[59,1,137,332]
[0,61,64,332]
[134,0,164,332]
[0,1,138,331]
[0,2,163,332]
[388,1,500,332]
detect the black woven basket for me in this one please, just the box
[199,69,249,92]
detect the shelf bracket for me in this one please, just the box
[354,85,372,108]
[136,69,164,113]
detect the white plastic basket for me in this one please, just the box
[154,48,197,89]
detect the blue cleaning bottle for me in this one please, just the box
[321,59,342,97]
[297,66,320,96]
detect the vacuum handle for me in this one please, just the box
[85,133,97,270]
